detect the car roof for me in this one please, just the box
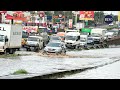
[28,36,43,39]
[66,32,80,36]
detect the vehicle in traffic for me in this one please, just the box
[26,36,43,51]
[107,29,120,36]
[0,24,22,54]
[65,32,80,49]
[21,30,28,47]
[65,29,79,33]
[37,26,49,46]
[43,41,66,55]
[91,28,107,43]
[49,34,61,42]
[91,33,103,44]
[105,32,116,39]
[87,37,94,45]
[80,35,88,46]
[57,32,65,42]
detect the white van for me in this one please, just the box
[80,35,88,46]
[65,32,80,49]
[65,29,79,33]
[91,28,107,43]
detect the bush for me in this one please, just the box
[12,69,28,75]
[106,25,118,30]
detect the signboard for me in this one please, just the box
[47,16,52,21]
[81,28,91,33]
[69,19,73,28]
[104,15,113,24]
[118,11,120,21]
[79,11,94,20]
[23,26,38,33]
[5,11,27,21]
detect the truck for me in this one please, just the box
[81,28,92,35]
[91,28,107,44]
[0,24,22,54]
[37,26,49,46]
[65,29,79,33]
[79,35,88,47]
[65,32,80,49]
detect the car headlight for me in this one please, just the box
[55,49,61,52]
[44,48,47,51]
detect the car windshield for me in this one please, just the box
[66,36,76,40]
[92,34,100,37]
[0,35,4,42]
[81,32,88,35]
[28,37,38,41]
[47,42,61,47]
[60,36,64,39]
[51,36,60,40]
[88,38,93,40]
[80,39,86,42]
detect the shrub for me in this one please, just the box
[12,69,28,75]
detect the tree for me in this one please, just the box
[113,15,118,21]
[94,11,105,24]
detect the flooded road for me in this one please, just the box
[0,47,120,79]
[61,59,120,79]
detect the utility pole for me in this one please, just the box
[75,12,77,25]
[52,11,54,25]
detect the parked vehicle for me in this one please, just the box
[65,32,80,49]
[43,41,66,55]
[26,36,43,51]
[0,24,22,54]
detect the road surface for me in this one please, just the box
[0,47,120,79]
[61,59,120,79]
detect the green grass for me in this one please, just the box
[0,54,18,58]
[12,69,28,75]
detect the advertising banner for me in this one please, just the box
[118,11,120,21]
[69,19,73,28]
[79,11,94,20]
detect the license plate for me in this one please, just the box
[30,47,34,50]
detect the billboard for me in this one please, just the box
[69,19,73,28]
[118,11,120,21]
[79,11,94,20]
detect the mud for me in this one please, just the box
[37,52,102,58]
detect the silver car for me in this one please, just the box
[43,41,66,55]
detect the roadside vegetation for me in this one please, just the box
[12,69,28,75]
[106,25,118,30]
[0,54,18,58]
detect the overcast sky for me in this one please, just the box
[104,11,118,15]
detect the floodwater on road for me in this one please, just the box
[61,59,120,79]
[0,47,120,79]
